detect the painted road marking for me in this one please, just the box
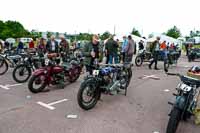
[0,84,22,90]
[164,89,170,92]
[66,115,78,119]
[37,99,68,110]
[139,75,160,80]
[0,85,10,90]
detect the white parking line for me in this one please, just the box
[48,99,68,106]
[0,84,22,90]
[37,102,55,110]
[37,99,68,110]
[0,85,10,90]
[139,75,160,80]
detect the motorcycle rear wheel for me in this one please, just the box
[135,56,143,67]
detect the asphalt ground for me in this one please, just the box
[0,55,200,133]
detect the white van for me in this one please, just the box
[20,38,33,43]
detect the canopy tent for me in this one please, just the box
[147,35,181,46]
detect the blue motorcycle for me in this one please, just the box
[77,63,133,110]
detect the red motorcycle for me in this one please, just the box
[28,53,81,93]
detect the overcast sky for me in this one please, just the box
[0,0,200,37]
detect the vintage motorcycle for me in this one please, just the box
[166,70,200,133]
[77,62,133,110]
[28,53,82,93]
[12,52,45,83]
[0,50,23,75]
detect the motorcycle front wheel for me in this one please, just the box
[166,107,181,133]
[0,58,8,75]
[28,74,47,93]
[12,64,32,83]
[77,80,100,110]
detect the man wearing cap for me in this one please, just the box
[149,37,160,70]
[83,34,101,74]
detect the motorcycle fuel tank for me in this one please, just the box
[53,66,63,73]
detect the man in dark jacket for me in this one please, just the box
[46,35,59,53]
[105,35,118,64]
[149,37,160,70]
[83,35,101,74]
[59,34,69,54]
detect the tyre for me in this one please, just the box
[12,64,32,83]
[166,107,181,133]
[77,80,100,110]
[0,58,8,75]
[135,56,143,67]
[28,74,47,93]
[68,67,81,83]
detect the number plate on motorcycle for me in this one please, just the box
[177,83,192,92]
[45,59,49,65]
[93,70,99,76]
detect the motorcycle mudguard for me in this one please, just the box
[32,68,47,76]
[175,96,186,110]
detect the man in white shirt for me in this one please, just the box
[46,35,59,53]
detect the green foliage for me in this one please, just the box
[0,20,30,40]
[100,31,110,40]
[131,28,141,37]
[166,26,181,39]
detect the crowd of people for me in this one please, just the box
[0,34,183,74]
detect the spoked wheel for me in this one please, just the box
[77,80,100,110]
[28,74,47,93]
[0,58,8,75]
[12,64,32,83]
[166,107,181,133]
[135,56,143,67]
[68,67,81,83]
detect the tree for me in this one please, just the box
[0,20,30,40]
[100,31,110,40]
[131,28,141,37]
[166,26,181,39]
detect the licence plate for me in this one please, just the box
[93,70,99,76]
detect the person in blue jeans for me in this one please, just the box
[105,35,119,64]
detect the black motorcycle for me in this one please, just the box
[0,50,23,75]
[166,72,200,133]
[77,62,133,110]
[12,53,45,83]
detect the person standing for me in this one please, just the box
[105,35,119,64]
[17,39,24,54]
[138,40,144,51]
[121,36,128,63]
[46,35,59,53]
[37,38,46,55]
[59,34,69,54]
[124,35,135,63]
[149,37,160,70]
[83,35,101,74]
[29,40,35,49]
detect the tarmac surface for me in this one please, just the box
[0,55,200,133]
